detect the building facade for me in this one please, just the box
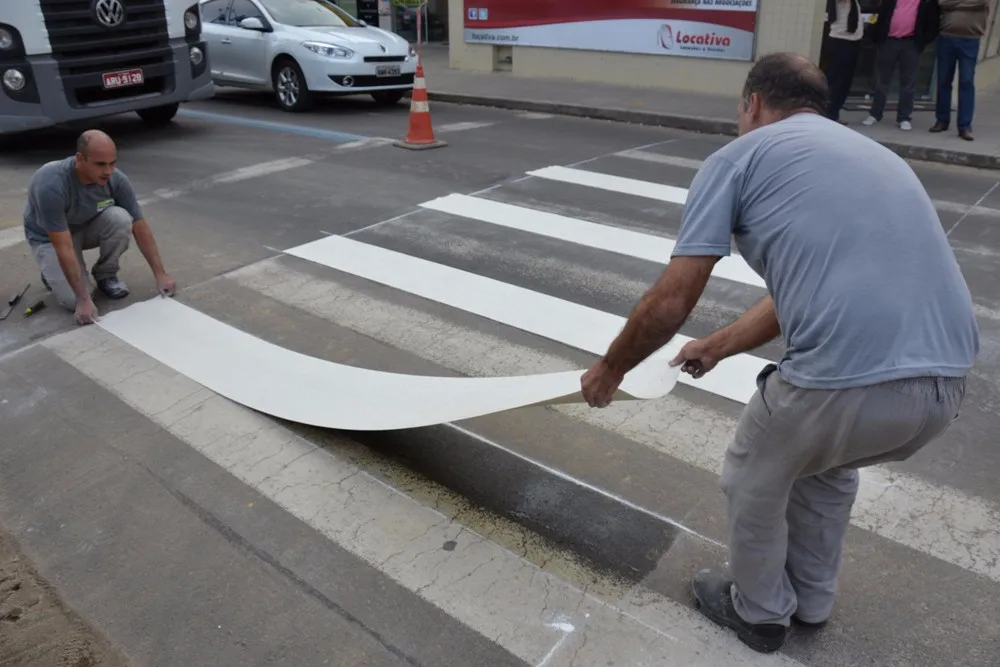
[426,0,1000,101]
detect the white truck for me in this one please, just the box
[0,0,215,135]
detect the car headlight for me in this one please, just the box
[302,42,354,59]
[184,10,199,30]
[0,28,13,51]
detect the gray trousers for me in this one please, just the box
[30,206,132,310]
[722,363,965,626]
[870,37,920,122]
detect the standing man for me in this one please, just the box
[823,0,865,123]
[930,0,990,140]
[581,53,978,654]
[862,0,940,130]
[22,130,176,325]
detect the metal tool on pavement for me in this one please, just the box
[0,283,30,321]
[23,299,46,318]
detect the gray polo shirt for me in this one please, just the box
[673,112,979,389]
[22,157,144,247]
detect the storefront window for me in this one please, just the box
[391,0,449,43]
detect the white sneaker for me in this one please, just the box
[861,115,877,126]
[899,120,912,131]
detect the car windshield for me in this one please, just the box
[260,0,361,27]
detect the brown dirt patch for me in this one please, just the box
[0,524,129,667]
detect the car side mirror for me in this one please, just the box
[239,17,267,31]
[357,19,367,27]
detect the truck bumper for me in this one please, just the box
[0,40,215,135]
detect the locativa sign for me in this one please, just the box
[464,0,759,61]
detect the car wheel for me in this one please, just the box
[272,59,314,112]
[136,103,180,127]
[371,90,405,106]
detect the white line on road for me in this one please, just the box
[526,166,688,204]
[420,193,766,288]
[282,235,766,405]
[435,121,496,133]
[615,148,1000,220]
[226,257,1000,586]
[45,325,805,667]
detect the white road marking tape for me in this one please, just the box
[282,235,766,405]
[526,166,688,204]
[420,193,766,288]
[45,326,806,667]
[210,157,315,184]
[0,226,24,251]
[615,149,1000,220]
[93,297,677,430]
[227,258,1000,585]
[435,121,496,133]
[517,112,555,120]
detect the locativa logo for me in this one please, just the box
[657,23,733,52]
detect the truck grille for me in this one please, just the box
[38,0,175,108]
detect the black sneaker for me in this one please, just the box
[691,569,789,653]
[96,276,129,300]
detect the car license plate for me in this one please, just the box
[375,65,401,77]
[102,68,144,89]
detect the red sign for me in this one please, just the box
[463,0,758,61]
[102,68,145,90]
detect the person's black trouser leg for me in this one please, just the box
[824,37,862,122]
[871,39,902,121]
[896,38,920,123]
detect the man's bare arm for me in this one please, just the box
[48,230,91,302]
[707,294,780,359]
[602,256,718,376]
[131,219,167,277]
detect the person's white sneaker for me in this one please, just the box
[899,120,913,131]
[861,115,877,126]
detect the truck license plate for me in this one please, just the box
[375,65,401,77]
[102,68,144,89]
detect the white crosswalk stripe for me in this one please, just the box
[21,146,1000,664]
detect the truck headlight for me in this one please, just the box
[0,29,13,51]
[302,42,354,59]
[2,69,26,92]
[189,46,203,65]
[184,10,199,30]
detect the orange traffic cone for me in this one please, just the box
[394,63,447,150]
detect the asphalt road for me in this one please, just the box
[0,91,998,667]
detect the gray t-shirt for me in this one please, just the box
[22,157,144,246]
[673,112,979,389]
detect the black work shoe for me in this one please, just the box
[96,276,129,300]
[692,569,789,653]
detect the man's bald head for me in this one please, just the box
[736,52,830,135]
[76,129,115,158]
[74,129,117,186]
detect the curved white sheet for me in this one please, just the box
[96,298,680,431]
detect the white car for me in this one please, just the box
[199,0,417,111]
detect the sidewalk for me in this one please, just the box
[418,45,1000,170]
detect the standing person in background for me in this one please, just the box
[930,0,990,140]
[862,0,940,131]
[824,0,865,123]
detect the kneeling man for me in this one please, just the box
[22,129,176,325]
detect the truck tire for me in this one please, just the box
[272,58,314,112]
[371,90,405,106]
[137,103,180,128]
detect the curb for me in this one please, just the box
[423,91,1000,171]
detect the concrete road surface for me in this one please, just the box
[0,91,997,667]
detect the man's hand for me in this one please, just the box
[669,337,724,379]
[75,297,99,326]
[581,358,625,408]
[156,272,176,297]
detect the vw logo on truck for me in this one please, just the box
[93,0,127,28]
